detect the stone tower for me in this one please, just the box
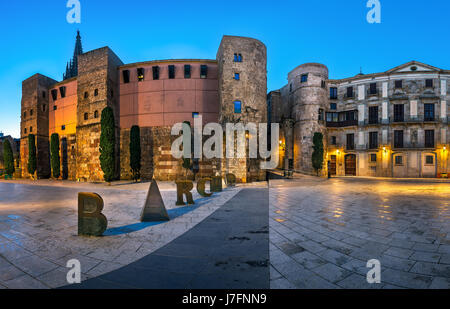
[289,63,328,174]
[20,74,57,178]
[75,47,123,181]
[216,35,267,182]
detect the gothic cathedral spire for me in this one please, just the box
[63,30,84,80]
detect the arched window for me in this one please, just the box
[94,89,99,96]
[233,53,238,62]
[94,110,99,118]
[84,113,88,120]
[238,54,243,62]
[84,92,89,99]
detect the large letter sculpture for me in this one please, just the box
[211,176,223,192]
[78,193,108,236]
[176,180,195,205]
[197,178,213,197]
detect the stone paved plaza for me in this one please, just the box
[0,177,449,289]
[270,176,450,289]
[0,179,242,288]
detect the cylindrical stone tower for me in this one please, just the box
[290,63,328,174]
[216,35,267,182]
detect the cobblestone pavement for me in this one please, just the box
[269,177,450,289]
[0,180,241,289]
[63,188,269,289]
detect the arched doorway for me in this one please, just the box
[345,154,356,176]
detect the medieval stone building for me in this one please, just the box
[269,61,450,178]
[20,33,267,182]
[20,33,449,181]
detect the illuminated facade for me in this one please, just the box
[20,33,267,182]
[269,61,450,178]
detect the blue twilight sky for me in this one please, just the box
[1,0,449,138]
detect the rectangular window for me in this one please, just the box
[184,65,191,78]
[330,103,337,110]
[51,89,58,100]
[369,132,378,149]
[331,136,337,145]
[395,156,403,165]
[59,86,66,98]
[123,70,130,83]
[53,105,57,111]
[168,65,175,79]
[152,66,160,80]
[395,80,403,89]
[369,106,379,124]
[192,112,199,118]
[346,86,354,98]
[137,68,145,82]
[346,134,355,150]
[234,101,242,114]
[394,104,404,122]
[234,73,240,80]
[369,83,377,95]
[321,80,326,88]
[330,87,338,99]
[61,125,66,131]
[424,103,435,121]
[200,65,208,79]
[370,154,377,162]
[301,74,308,83]
[425,130,434,148]
[425,79,433,88]
[425,155,434,165]
[318,109,324,121]
[394,130,404,148]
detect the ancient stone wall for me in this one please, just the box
[76,47,123,182]
[217,36,268,182]
[20,74,56,178]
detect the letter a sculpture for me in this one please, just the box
[140,179,170,222]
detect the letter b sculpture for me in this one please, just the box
[78,192,108,236]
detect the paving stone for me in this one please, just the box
[410,251,441,263]
[12,255,59,277]
[270,278,297,289]
[429,277,450,289]
[290,251,328,269]
[410,262,450,277]
[311,263,352,283]
[384,247,413,259]
[3,274,49,289]
[336,273,383,289]
[381,268,432,289]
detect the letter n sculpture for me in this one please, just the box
[78,193,108,236]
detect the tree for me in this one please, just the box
[181,121,192,179]
[27,134,37,178]
[312,132,324,176]
[50,133,61,179]
[3,139,15,176]
[99,106,116,183]
[129,125,141,182]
